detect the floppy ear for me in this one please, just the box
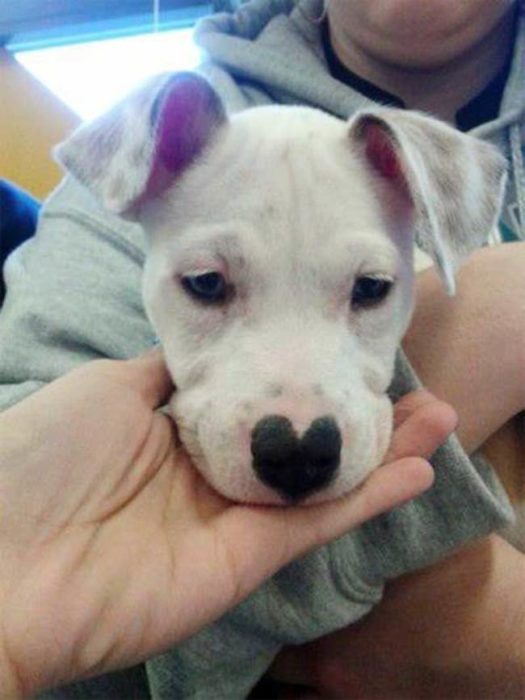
[55,72,226,217]
[349,108,507,294]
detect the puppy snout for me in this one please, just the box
[251,415,341,502]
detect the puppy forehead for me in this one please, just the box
[219,109,377,211]
[170,224,399,275]
[154,106,385,246]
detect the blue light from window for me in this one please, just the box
[15,29,202,121]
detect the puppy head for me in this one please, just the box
[57,72,506,505]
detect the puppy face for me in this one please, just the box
[57,73,506,505]
[142,108,415,503]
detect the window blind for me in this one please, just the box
[1,0,218,50]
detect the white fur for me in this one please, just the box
[57,76,507,506]
[141,108,407,503]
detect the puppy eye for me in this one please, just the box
[351,275,393,310]
[181,272,228,303]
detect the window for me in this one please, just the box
[3,1,214,119]
[14,29,203,120]
[1,1,213,47]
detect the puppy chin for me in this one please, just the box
[212,469,375,507]
[194,456,290,506]
[191,441,391,507]
[302,456,382,506]
[199,462,374,507]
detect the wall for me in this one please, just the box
[0,48,80,200]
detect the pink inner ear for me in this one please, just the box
[156,77,220,173]
[144,75,224,200]
[362,121,403,180]
[358,118,414,230]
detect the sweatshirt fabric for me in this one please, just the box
[1,0,522,697]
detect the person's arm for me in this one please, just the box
[271,534,525,699]
[403,243,525,455]
[0,352,450,698]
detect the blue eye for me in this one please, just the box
[181,272,228,303]
[351,276,393,310]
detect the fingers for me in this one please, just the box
[290,392,457,557]
[306,457,434,548]
[343,456,434,523]
[387,390,458,463]
[245,456,435,579]
[392,389,450,428]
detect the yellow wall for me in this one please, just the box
[0,48,80,200]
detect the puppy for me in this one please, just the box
[56,72,516,520]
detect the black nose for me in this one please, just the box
[251,415,341,502]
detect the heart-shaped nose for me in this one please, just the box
[251,414,341,501]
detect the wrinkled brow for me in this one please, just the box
[173,228,248,266]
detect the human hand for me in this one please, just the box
[0,352,455,697]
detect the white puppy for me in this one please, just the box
[57,72,506,506]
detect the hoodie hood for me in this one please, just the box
[195,0,375,115]
[195,0,525,240]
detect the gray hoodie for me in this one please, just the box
[1,0,522,698]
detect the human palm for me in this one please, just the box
[0,352,451,697]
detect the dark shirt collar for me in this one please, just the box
[321,20,513,132]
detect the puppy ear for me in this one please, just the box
[349,108,507,294]
[55,71,226,217]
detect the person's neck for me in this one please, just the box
[328,8,516,123]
